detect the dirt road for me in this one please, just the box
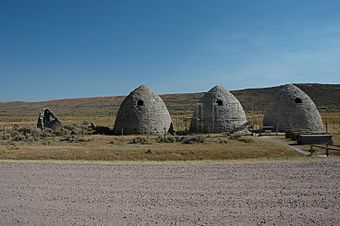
[0,160,339,225]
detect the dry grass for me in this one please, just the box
[0,92,339,161]
[170,112,340,134]
[0,112,339,161]
[321,113,340,134]
[0,134,301,161]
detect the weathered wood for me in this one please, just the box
[313,144,340,151]
[297,134,333,145]
[262,126,273,130]
[264,130,272,135]
[286,130,301,140]
[311,144,340,156]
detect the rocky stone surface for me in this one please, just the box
[190,86,247,133]
[37,108,62,130]
[113,85,173,135]
[1,160,339,225]
[263,84,324,133]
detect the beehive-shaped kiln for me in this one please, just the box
[190,86,247,133]
[114,85,173,135]
[263,84,323,132]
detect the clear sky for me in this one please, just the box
[1,0,340,101]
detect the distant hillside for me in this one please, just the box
[0,83,339,123]
[234,83,340,114]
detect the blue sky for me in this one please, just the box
[1,0,340,101]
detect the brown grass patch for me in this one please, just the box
[0,134,301,161]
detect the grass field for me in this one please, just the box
[1,112,339,133]
[0,134,303,161]
[0,83,339,161]
[0,112,339,161]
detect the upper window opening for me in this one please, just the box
[137,100,144,106]
[216,100,223,106]
[295,98,302,104]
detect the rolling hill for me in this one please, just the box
[0,83,339,125]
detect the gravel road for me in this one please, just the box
[0,160,339,226]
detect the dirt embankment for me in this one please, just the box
[0,160,339,225]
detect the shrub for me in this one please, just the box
[238,136,255,143]
[29,128,43,137]
[175,129,190,136]
[53,127,70,136]
[41,139,51,145]
[92,126,111,135]
[218,139,230,144]
[41,128,55,137]
[181,135,206,144]
[1,125,97,144]
[128,137,151,145]
[82,120,91,126]
[26,136,35,142]
[229,131,243,140]
[12,134,27,142]
[60,134,88,143]
[157,135,176,143]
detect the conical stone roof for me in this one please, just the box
[263,84,324,133]
[190,86,247,133]
[113,85,173,135]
